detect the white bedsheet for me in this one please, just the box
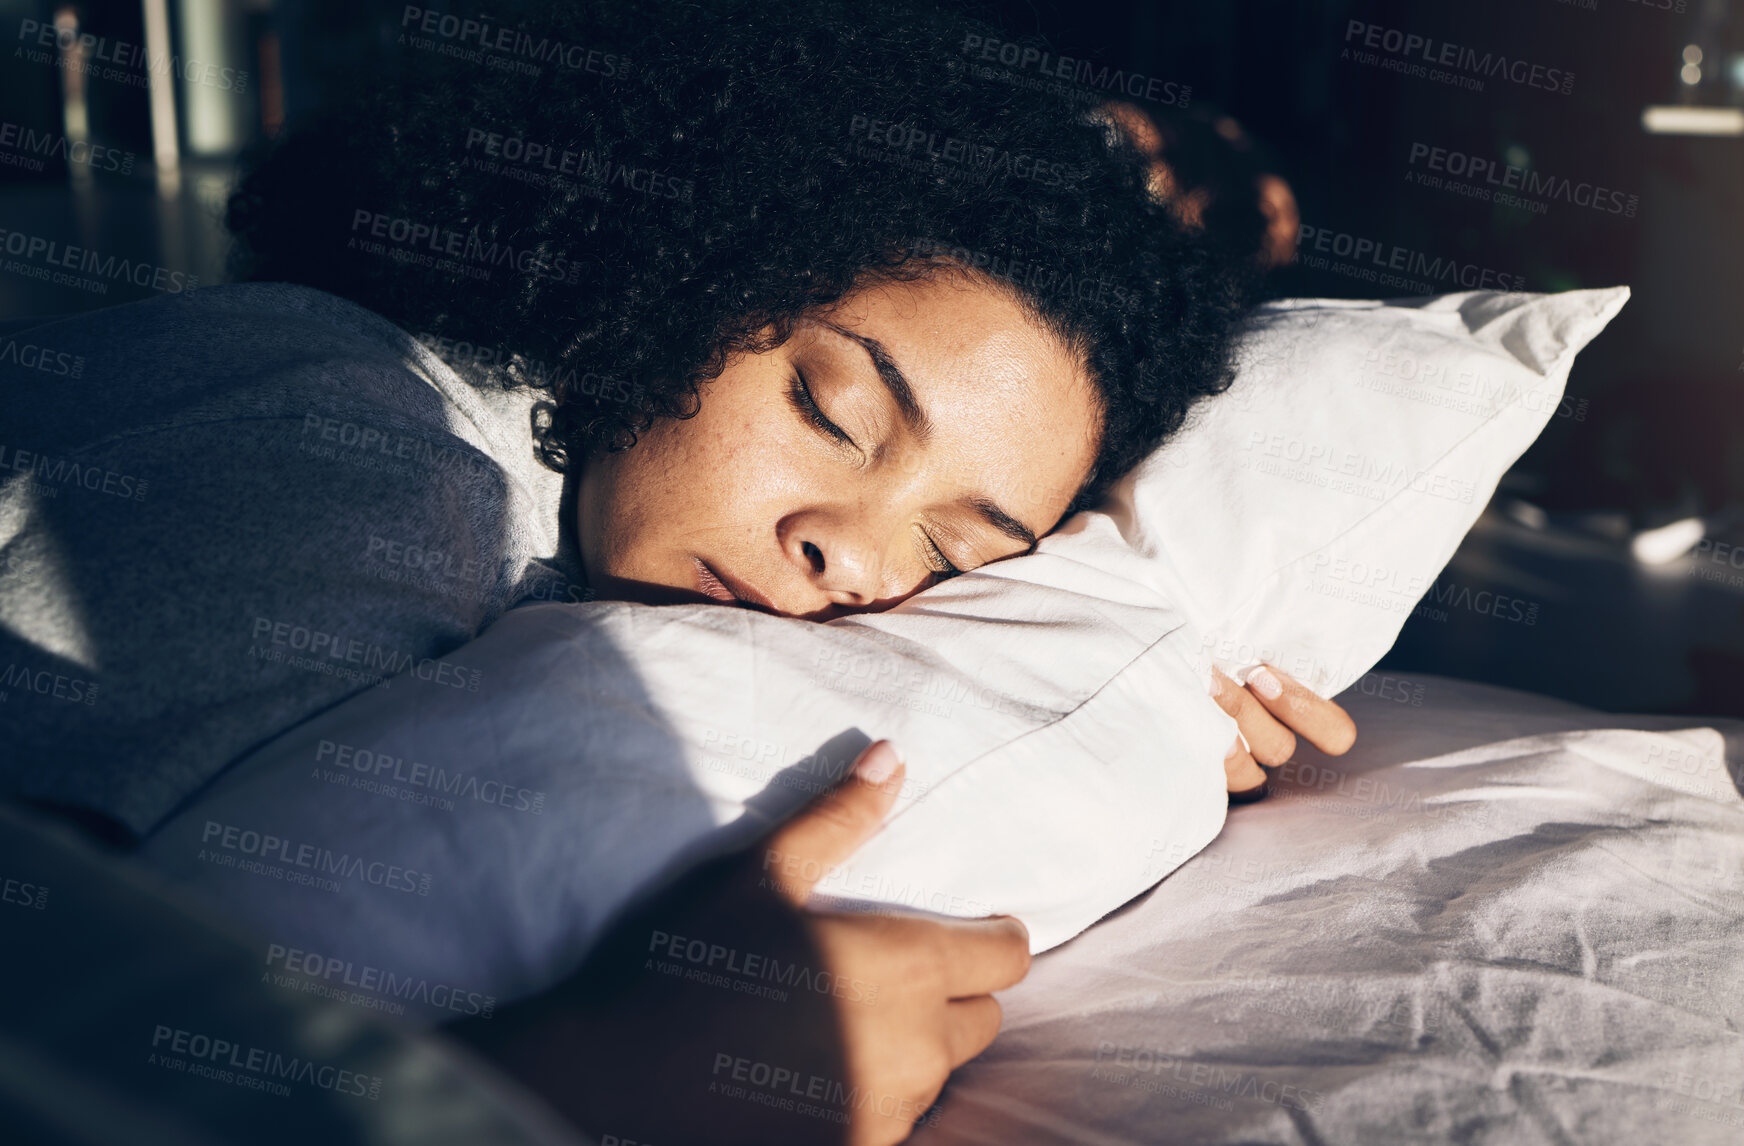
[914,675,1744,1146]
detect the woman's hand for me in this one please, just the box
[450,741,1029,1146]
[1210,664,1357,797]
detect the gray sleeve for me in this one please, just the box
[0,288,530,838]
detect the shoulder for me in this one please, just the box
[1,283,461,439]
[0,285,547,835]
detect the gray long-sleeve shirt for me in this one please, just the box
[0,283,585,838]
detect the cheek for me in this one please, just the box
[596,393,794,553]
[648,402,765,499]
[606,424,709,542]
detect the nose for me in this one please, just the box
[779,511,919,613]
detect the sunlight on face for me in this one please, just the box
[575,267,1103,620]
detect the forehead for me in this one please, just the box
[814,269,1103,521]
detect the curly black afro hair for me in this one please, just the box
[227,0,1255,516]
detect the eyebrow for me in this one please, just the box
[965,495,1038,550]
[819,320,1039,555]
[821,321,933,445]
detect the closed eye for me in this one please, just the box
[788,364,963,581]
[919,528,962,578]
[786,370,856,450]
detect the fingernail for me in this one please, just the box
[1249,666,1283,700]
[1206,672,1224,698]
[855,741,899,785]
[1228,777,1270,804]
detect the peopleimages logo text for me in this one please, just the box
[959,34,1190,107]
[1407,143,1637,217]
[349,209,582,284]
[200,820,431,895]
[399,6,625,75]
[0,121,134,173]
[17,18,248,92]
[0,228,197,293]
[1296,224,1525,292]
[150,1025,381,1099]
[1343,20,1574,95]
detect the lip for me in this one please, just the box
[694,558,775,613]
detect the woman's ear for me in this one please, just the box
[1255,174,1300,269]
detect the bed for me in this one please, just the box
[911,674,1744,1145]
[114,285,1714,1143]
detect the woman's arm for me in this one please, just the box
[448,741,1030,1146]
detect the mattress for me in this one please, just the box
[912,674,1744,1145]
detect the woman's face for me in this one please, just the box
[575,270,1103,620]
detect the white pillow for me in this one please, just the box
[1131,287,1629,695]
[131,288,1625,1026]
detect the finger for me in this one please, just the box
[944,995,1003,1068]
[1224,736,1267,799]
[1207,665,1245,717]
[759,741,905,905]
[1246,665,1357,755]
[930,914,1031,998]
[1210,667,1296,765]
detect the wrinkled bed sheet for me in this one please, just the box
[913,674,1744,1146]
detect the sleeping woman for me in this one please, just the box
[0,0,1351,1142]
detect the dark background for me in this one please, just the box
[4,0,1743,715]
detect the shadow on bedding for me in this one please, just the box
[123,598,858,1143]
